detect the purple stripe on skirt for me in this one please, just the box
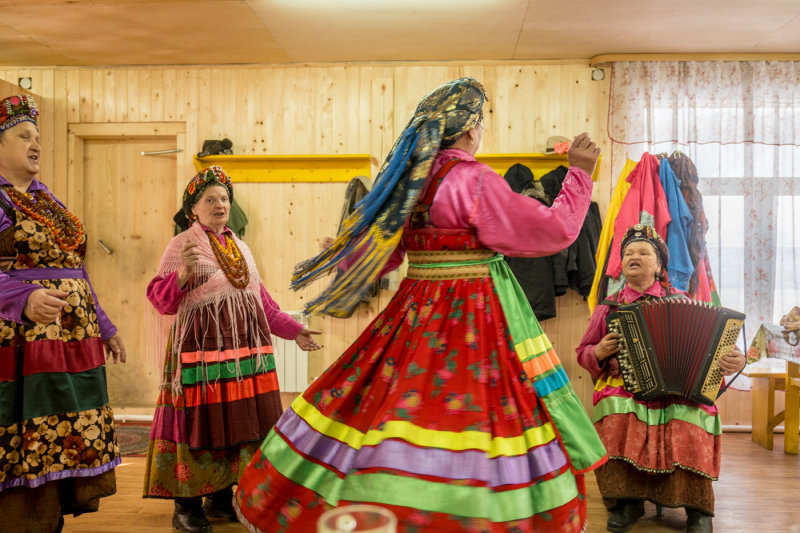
[277,408,568,487]
[0,456,120,492]
[149,404,188,444]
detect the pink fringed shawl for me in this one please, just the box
[153,222,271,395]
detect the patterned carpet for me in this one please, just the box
[116,424,151,456]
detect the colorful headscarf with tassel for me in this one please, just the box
[292,77,488,317]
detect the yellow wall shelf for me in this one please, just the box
[476,153,601,181]
[193,154,371,183]
[193,152,599,183]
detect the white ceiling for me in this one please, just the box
[1,0,799,66]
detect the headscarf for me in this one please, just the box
[620,223,670,280]
[291,77,488,317]
[174,165,234,229]
[0,95,38,133]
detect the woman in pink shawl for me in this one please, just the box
[142,166,320,533]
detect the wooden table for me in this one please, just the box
[744,361,800,454]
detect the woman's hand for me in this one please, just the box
[719,347,746,376]
[103,333,127,364]
[568,132,601,177]
[177,241,200,288]
[594,331,621,362]
[23,288,69,323]
[295,327,322,351]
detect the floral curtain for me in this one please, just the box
[607,61,800,347]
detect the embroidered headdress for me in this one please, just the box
[620,223,670,271]
[291,77,488,317]
[0,95,38,133]
[180,165,233,220]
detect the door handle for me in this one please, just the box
[97,240,115,256]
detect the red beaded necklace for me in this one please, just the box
[207,231,249,289]
[5,187,85,252]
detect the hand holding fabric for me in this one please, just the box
[295,327,322,351]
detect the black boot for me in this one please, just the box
[607,499,645,533]
[173,498,212,533]
[686,509,713,533]
[202,486,238,522]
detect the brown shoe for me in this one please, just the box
[607,500,645,533]
[686,509,713,533]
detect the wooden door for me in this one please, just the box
[71,125,186,412]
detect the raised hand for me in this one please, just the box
[568,132,602,177]
[177,241,200,288]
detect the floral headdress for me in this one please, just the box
[0,95,39,133]
[620,223,670,276]
[181,165,233,220]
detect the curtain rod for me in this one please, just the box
[591,53,800,67]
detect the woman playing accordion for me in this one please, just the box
[576,224,745,533]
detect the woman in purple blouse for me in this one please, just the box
[0,94,126,533]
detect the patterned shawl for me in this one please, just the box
[292,77,488,317]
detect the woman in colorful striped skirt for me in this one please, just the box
[234,78,607,532]
[576,224,745,533]
[142,166,320,533]
[0,94,126,533]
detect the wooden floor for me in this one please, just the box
[62,432,800,533]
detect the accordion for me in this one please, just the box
[606,298,745,406]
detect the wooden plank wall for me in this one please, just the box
[0,63,751,426]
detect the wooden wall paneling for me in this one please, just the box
[77,69,92,122]
[161,69,176,122]
[89,69,102,121]
[35,70,54,192]
[52,70,69,199]
[241,70,257,154]
[126,70,141,123]
[139,69,152,121]
[331,66,348,154]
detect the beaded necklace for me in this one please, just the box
[5,187,85,251]
[207,231,249,289]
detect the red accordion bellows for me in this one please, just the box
[607,298,745,405]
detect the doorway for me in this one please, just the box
[68,122,186,412]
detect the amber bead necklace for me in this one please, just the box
[207,231,249,289]
[5,187,85,251]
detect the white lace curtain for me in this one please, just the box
[607,61,800,341]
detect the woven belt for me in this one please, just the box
[406,250,497,280]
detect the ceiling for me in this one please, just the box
[1,0,799,67]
